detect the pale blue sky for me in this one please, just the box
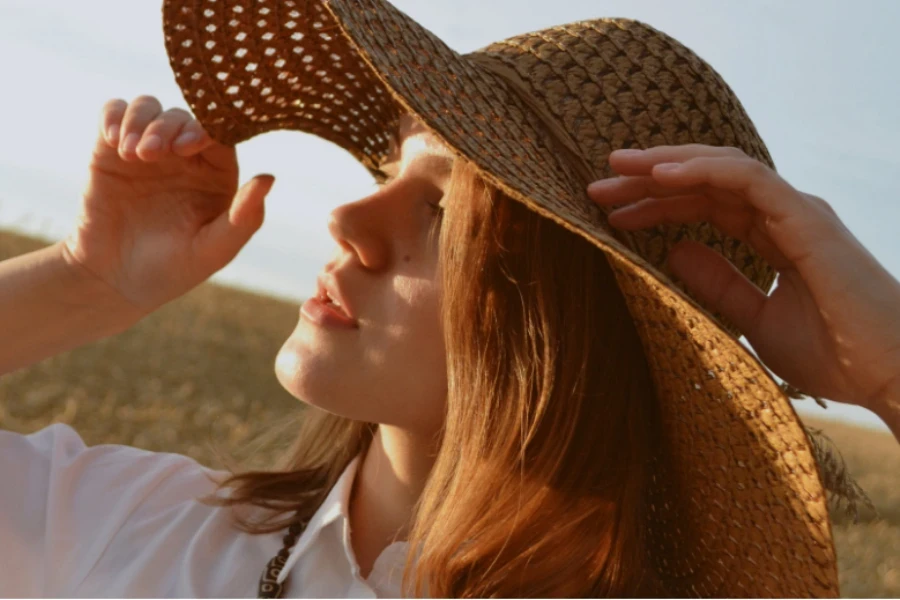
[1,1,897,431]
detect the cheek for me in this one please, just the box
[362,281,447,432]
[390,285,447,431]
[406,286,446,374]
[386,281,446,384]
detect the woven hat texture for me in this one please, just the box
[162,1,839,596]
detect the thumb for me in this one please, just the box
[194,174,275,271]
[668,240,767,337]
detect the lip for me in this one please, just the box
[300,272,359,329]
[301,296,359,329]
[317,273,356,319]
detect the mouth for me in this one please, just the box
[317,277,349,317]
[311,273,359,326]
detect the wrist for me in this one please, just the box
[54,240,147,334]
[870,378,900,442]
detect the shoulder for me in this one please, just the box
[1,423,230,530]
[0,423,235,595]
[2,422,224,497]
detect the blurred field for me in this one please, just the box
[0,228,303,470]
[1,229,898,597]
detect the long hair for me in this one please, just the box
[201,158,663,596]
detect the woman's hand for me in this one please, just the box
[587,144,900,423]
[64,95,275,315]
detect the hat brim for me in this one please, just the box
[163,0,838,595]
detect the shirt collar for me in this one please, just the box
[275,454,363,585]
[275,455,412,596]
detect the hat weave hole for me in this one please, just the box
[165,0,402,171]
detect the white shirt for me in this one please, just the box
[0,423,410,598]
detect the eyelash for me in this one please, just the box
[376,178,443,218]
[427,200,444,218]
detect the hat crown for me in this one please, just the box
[469,19,776,316]
[478,19,774,168]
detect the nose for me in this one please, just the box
[327,196,391,271]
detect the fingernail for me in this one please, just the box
[139,134,162,152]
[122,132,140,154]
[175,132,197,146]
[106,124,120,144]
[612,149,643,158]
[655,163,681,173]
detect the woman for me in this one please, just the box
[1,0,898,597]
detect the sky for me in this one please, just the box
[0,0,897,432]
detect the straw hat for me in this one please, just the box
[162,1,840,596]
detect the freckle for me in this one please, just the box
[403,255,411,262]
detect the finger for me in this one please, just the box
[195,136,238,172]
[171,118,215,157]
[606,155,844,268]
[650,156,805,221]
[608,195,792,269]
[607,144,746,176]
[588,175,711,208]
[193,175,275,272]
[118,95,164,162]
[609,194,724,229]
[135,108,194,162]
[609,195,761,247]
[99,99,128,147]
[667,240,767,337]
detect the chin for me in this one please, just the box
[276,321,338,396]
[274,340,370,421]
[273,324,446,433]
[275,342,333,403]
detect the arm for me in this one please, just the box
[0,94,272,593]
[0,241,143,377]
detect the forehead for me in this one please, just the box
[382,115,454,172]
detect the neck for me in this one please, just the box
[348,424,437,578]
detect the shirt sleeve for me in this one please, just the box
[0,423,219,597]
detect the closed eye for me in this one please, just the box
[377,175,444,218]
[427,200,444,216]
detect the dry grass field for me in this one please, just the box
[1,229,898,597]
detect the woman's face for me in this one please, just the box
[275,115,451,438]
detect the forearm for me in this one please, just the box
[0,242,143,377]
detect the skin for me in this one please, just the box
[56,97,900,578]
